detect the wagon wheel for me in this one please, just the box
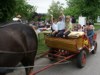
[91,41,97,54]
[77,50,86,68]
[48,48,57,61]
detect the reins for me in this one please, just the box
[0,61,71,70]
[0,50,36,54]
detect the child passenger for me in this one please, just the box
[50,14,58,37]
[64,16,73,37]
[82,25,87,34]
[77,24,82,32]
[56,11,66,37]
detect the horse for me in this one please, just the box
[0,22,38,75]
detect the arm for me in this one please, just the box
[60,11,64,17]
[50,14,53,25]
[52,24,58,34]
[88,30,94,38]
[60,11,65,22]
[64,23,73,34]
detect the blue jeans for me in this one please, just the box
[87,30,94,45]
[88,36,93,46]
[87,30,94,46]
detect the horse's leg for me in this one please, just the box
[21,53,36,75]
[21,59,34,75]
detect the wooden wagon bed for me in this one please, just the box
[45,32,90,53]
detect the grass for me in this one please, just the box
[94,23,100,31]
[37,33,49,55]
[37,23,100,55]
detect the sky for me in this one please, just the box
[27,0,67,13]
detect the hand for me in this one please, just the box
[52,31,55,34]
[64,30,69,34]
[64,31,66,34]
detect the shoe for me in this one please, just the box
[89,46,94,52]
[91,45,94,50]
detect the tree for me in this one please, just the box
[15,0,37,20]
[0,0,36,23]
[0,0,16,22]
[48,0,64,19]
[65,0,100,20]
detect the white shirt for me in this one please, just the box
[52,23,58,31]
[57,16,66,30]
[57,21,65,30]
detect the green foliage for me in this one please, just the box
[0,0,16,22]
[0,0,36,23]
[37,33,48,54]
[65,0,100,20]
[94,23,100,31]
[15,0,37,20]
[48,0,64,19]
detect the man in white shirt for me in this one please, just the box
[56,12,66,37]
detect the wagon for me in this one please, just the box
[30,31,97,75]
[45,31,97,68]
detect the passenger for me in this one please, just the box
[56,11,66,37]
[82,25,87,33]
[77,24,82,32]
[50,14,58,37]
[73,24,78,31]
[74,24,87,32]
[86,22,95,51]
[64,16,73,38]
[71,16,76,26]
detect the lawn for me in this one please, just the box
[37,33,49,55]
[94,23,100,31]
[37,23,100,55]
